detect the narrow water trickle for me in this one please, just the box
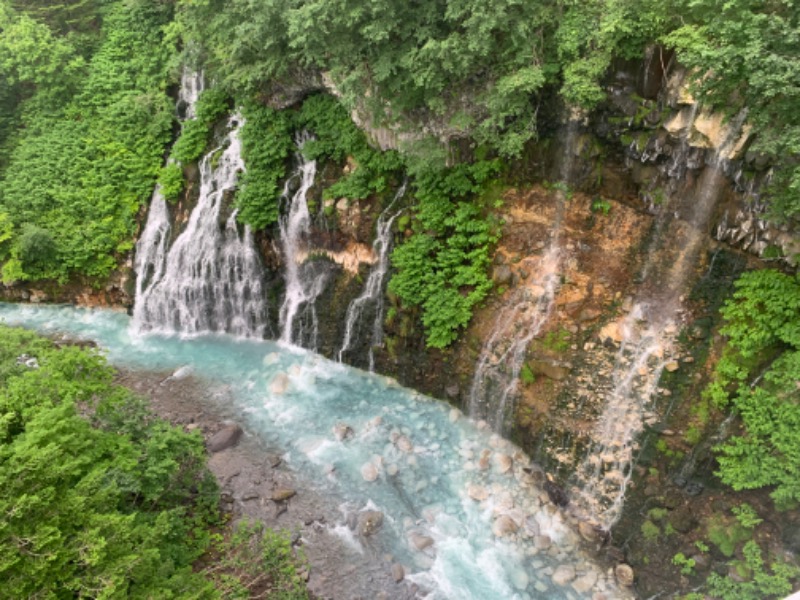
[571,109,748,530]
[467,117,580,433]
[277,133,330,349]
[468,245,561,432]
[133,115,268,338]
[338,181,407,370]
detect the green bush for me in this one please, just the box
[234,101,294,229]
[390,159,502,348]
[706,270,800,505]
[0,325,219,597]
[17,223,57,276]
[158,162,185,202]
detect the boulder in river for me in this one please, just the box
[207,423,243,453]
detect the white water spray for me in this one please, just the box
[572,109,748,529]
[278,133,330,348]
[338,182,407,370]
[133,115,268,337]
[467,117,580,433]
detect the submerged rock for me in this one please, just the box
[467,484,489,501]
[361,462,379,482]
[332,422,354,441]
[408,532,435,551]
[492,515,519,537]
[391,563,405,582]
[552,565,576,586]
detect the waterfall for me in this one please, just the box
[277,133,330,349]
[133,115,268,338]
[338,182,407,370]
[571,109,748,530]
[468,246,561,432]
[177,68,204,120]
[467,117,579,433]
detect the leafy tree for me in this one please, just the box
[0,325,219,597]
[663,0,800,221]
[0,0,177,280]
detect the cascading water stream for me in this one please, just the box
[467,117,579,433]
[468,246,561,432]
[133,115,268,337]
[0,302,633,600]
[571,109,748,530]
[338,181,407,370]
[277,133,330,349]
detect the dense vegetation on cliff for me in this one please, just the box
[1,6,799,595]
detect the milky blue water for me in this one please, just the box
[0,303,625,600]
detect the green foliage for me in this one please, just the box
[707,515,751,558]
[732,503,762,529]
[0,211,14,260]
[171,87,230,164]
[0,325,219,598]
[0,0,177,281]
[390,159,501,348]
[16,223,57,277]
[205,520,309,600]
[158,162,185,203]
[705,541,798,600]
[591,197,612,215]
[235,101,294,229]
[295,94,403,201]
[672,552,696,576]
[641,519,660,540]
[541,328,571,352]
[706,270,800,505]
[520,363,536,385]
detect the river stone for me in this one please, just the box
[478,451,491,471]
[271,487,296,502]
[492,515,519,537]
[511,568,529,591]
[534,535,552,550]
[615,563,635,587]
[578,521,602,543]
[358,510,384,536]
[409,533,435,551]
[395,435,413,453]
[665,360,680,372]
[495,453,513,474]
[552,565,576,586]
[448,408,461,423]
[572,570,598,594]
[669,506,698,533]
[391,563,405,582]
[270,372,290,394]
[361,462,379,482]
[207,423,243,453]
[332,422,354,441]
[524,516,540,537]
[467,484,489,501]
